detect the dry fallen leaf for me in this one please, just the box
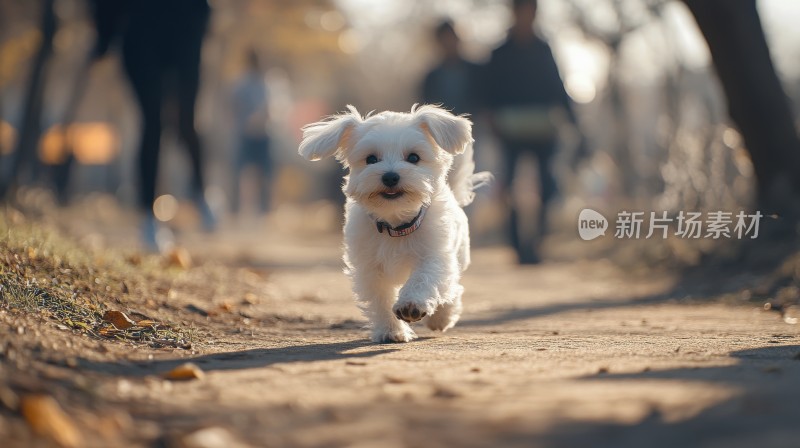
[162,363,205,381]
[21,395,83,448]
[179,426,252,448]
[102,310,136,330]
[98,327,122,337]
[432,385,461,399]
[136,320,157,328]
[0,386,19,411]
[165,247,192,269]
[242,293,259,305]
[218,301,233,312]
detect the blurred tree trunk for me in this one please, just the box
[683,0,800,216]
[0,91,4,156]
[0,0,56,200]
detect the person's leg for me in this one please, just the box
[173,5,213,229]
[122,48,164,249]
[176,67,205,199]
[533,141,559,254]
[135,85,163,213]
[500,141,527,262]
[231,136,250,215]
[257,135,273,214]
[124,66,163,210]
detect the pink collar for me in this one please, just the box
[376,207,427,237]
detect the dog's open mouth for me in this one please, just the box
[380,190,405,200]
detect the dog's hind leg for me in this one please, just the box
[426,284,463,332]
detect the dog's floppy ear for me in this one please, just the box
[299,105,363,161]
[414,104,472,155]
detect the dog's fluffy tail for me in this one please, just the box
[448,142,492,207]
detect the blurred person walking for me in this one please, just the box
[481,0,581,264]
[231,49,273,218]
[421,20,480,116]
[91,0,216,250]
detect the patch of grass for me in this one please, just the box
[0,210,192,348]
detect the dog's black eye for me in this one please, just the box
[406,153,420,164]
[366,155,378,165]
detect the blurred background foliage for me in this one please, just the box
[1,0,799,263]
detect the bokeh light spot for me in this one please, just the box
[320,11,346,32]
[153,195,179,222]
[565,73,596,104]
[338,29,364,54]
[722,127,742,149]
[0,121,16,155]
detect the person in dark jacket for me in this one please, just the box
[482,0,579,264]
[421,20,480,116]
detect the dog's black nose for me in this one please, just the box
[382,172,400,187]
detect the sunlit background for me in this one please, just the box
[1,0,799,262]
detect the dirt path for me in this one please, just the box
[3,209,800,447]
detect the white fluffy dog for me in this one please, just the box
[299,104,490,342]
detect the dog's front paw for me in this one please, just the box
[371,323,417,343]
[393,302,432,323]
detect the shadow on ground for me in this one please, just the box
[78,339,398,376]
[462,238,799,328]
[542,344,800,448]
[461,293,673,327]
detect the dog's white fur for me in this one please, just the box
[299,104,490,342]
